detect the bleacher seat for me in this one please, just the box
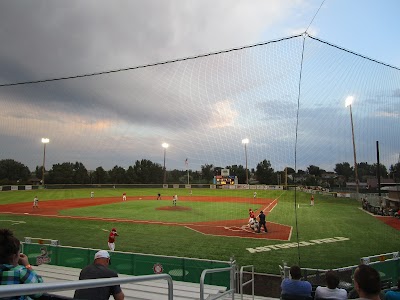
[34,264,228,300]
[281,294,313,300]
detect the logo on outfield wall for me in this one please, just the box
[153,263,163,274]
[36,246,52,265]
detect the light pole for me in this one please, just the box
[242,138,249,185]
[345,96,359,198]
[162,143,169,184]
[41,138,50,187]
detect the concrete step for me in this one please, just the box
[34,264,227,300]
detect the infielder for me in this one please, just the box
[172,194,178,206]
[310,195,315,206]
[33,196,39,208]
[108,228,119,251]
[122,192,126,201]
[253,191,257,199]
[90,191,94,198]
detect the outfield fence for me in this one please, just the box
[22,241,231,288]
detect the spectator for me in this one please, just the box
[74,250,124,300]
[385,279,400,300]
[281,265,312,298]
[0,228,44,300]
[314,270,347,299]
[352,264,381,300]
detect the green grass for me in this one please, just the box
[0,188,399,274]
[60,200,254,222]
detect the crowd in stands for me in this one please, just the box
[280,265,400,300]
[361,198,400,218]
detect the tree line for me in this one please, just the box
[0,158,399,187]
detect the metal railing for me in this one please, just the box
[200,260,236,300]
[239,265,254,300]
[0,273,173,300]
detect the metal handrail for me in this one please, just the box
[239,265,254,300]
[0,273,173,299]
[200,262,236,300]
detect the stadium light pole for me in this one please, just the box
[242,138,249,185]
[41,138,50,187]
[162,143,169,184]
[345,96,359,198]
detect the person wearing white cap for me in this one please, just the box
[74,250,124,300]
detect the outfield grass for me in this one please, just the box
[0,188,399,274]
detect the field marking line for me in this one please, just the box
[0,220,26,225]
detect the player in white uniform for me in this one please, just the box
[33,196,39,208]
[249,218,259,231]
[253,191,257,199]
[90,191,94,198]
[172,194,178,206]
[122,193,127,201]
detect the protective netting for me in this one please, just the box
[1,34,400,275]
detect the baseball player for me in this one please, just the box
[172,194,178,206]
[310,195,315,206]
[122,192,126,201]
[157,193,161,200]
[33,196,39,208]
[108,228,119,251]
[249,218,259,231]
[253,191,257,199]
[248,208,255,223]
[90,191,94,198]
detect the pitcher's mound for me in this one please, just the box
[156,206,192,211]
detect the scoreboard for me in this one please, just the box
[214,175,236,185]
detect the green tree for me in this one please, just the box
[0,159,30,184]
[48,162,74,184]
[92,166,109,184]
[307,165,324,177]
[255,160,275,184]
[73,162,90,184]
[389,162,400,181]
[334,162,353,181]
[226,165,246,183]
[132,159,163,184]
[285,167,295,174]
[201,164,215,183]
[35,165,43,180]
[108,166,127,184]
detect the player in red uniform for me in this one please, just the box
[108,228,119,251]
[248,208,255,223]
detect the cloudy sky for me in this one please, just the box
[0,0,399,173]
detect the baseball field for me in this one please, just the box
[0,188,399,274]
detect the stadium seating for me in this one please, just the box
[33,264,279,300]
[281,294,313,300]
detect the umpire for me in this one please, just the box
[257,211,268,233]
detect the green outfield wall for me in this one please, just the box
[22,242,231,287]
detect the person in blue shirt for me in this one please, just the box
[385,280,400,300]
[281,265,312,298]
